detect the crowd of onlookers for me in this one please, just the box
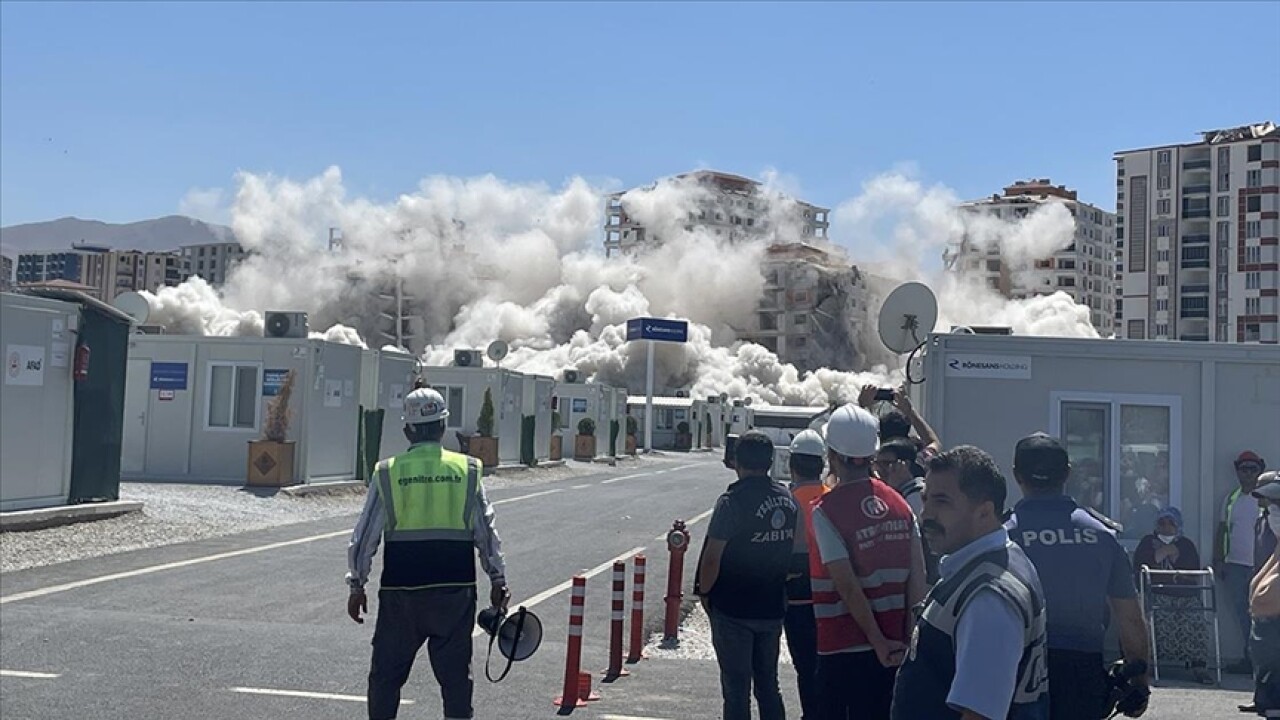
[695,386,1279,720]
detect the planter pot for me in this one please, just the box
[469,436,499,469]
[575,434,597,461]
[625,434,637,456]
[247,441,297,487]
[676,433,693,451]
[550,434,563,462]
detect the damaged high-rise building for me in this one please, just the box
[604,170,879,373]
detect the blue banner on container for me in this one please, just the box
[263,369,290,397]
[149,362,188,390]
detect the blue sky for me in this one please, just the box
[2,1,1278,228]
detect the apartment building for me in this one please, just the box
[603,170,830,257]
[1115,122,1280,344]
[0,254,13,292]
[743,242,881,373]
[17,246,190,303]
[180,241,246,286]
[945,179,1117,336]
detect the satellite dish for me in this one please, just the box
[877,282,938,354]
[487,340,510,364]
[112,291,151,325]
[744,397,754,406]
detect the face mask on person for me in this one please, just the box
[1157,533,1178,544]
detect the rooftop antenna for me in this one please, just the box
[111,291,152,326]
[486,340,510,368]
[876,281,938,385]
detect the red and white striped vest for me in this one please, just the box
[808,478,915,655]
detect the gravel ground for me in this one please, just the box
[643,602,794,665]
[0,460,598,575]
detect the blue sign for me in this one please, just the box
[263,369,290,397]
[149,362,188,390]
[626,317,689,343]
[571,398,588,413]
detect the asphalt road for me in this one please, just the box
[0,454,1257,720]
[0,455,730,720]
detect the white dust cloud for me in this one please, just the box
[144,166,1100,405]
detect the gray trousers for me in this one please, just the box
[368,586,476,720]
[709,606,787,720]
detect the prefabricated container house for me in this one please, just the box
[417,366,530,465]
[626,396,708,451]
[358,348,419,462]
[521,374,555,463]
[122,335,363,485]
[921,332,1280,659]
[1,293,78,510]
[556,382,616,459]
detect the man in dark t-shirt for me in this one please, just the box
[696,430,798,720]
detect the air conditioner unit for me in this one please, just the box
[968,326,1014,335]
[707,396,721,404]
[675,390,688,398]
[135,324,166,335]
[454,349,483,368]
[265,311,309,339]
[563,369,582,384]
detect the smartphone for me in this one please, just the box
[874,388,895,402]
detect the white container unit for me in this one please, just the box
[417,366,525,464]
[556,382,607,458]
[0,293,78,511]
[369,349,418,459]
[122,335,363,485]
[521,373,555,462]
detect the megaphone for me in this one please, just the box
[477,605,542,682]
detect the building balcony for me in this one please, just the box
[1180,284,1210,295]
[1180,309,1209,319]
[1181,259,1211,269]
[1182,234,1210,244]
[1182,209,1210,219]
[1182,159,1212,171]
[1182,184,1211,195]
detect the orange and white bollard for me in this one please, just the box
[604,560,630,678]
[554,576,599,707]
[627,554,647,663]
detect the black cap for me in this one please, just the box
[1014,432,1069,484]
[735,430,775,471]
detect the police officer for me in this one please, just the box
[1005,433,1150,719]
[346,388,509,720]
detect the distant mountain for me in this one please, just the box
[0,216,236,256]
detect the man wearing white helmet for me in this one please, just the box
[346,387,509,720]
[785,429,829,720]
[807,405,926,720]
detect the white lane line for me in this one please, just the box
[651,506,716,541]
[230,687,413,704]
[0,669,61,679]
[571,484,592,490]
[600,472,648,485]
[473,545,647,638]
[0,530,350,605]
[491,488,564,506]
[601,715,678,720]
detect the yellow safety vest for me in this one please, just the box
[376,444,480,590]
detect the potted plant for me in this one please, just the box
[575,417,597,460]
[675,420,693,451]
[625,414,638,455]
[469,387,500,469]
[549,410,563,461]
[247,369,297,487]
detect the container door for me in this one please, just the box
[122,357,150,474]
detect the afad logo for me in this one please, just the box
[861,495,889,520]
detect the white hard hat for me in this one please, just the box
[823,404,879,459]
[403,387,449,424]
[789,429,827,458]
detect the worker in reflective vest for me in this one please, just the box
[346,388,508,720]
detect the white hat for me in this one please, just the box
[789,429,827,458]
[823,404,879,459]
[403,387,450,424]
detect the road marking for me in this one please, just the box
[0,530,351,605]
[230,687,413,704]
[0,669,61,679]
[571,484,592,490]
[601,715,678,720]
[600,472,648,485]
[473,545,647,638]
[491,488,564,506]
[651,506,715,541]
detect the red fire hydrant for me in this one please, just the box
[663,519,691,641]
